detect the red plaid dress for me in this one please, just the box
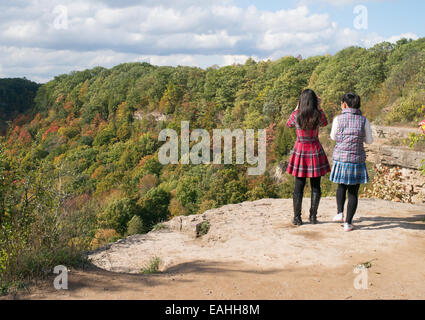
[286,110,331,178]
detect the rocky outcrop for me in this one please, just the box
[134,111,169,122]
[88,198,425,274]
[366,125,425,204]
[272,161,288,183]
[363,125,424,169]
[371,125,419,140]
[366,145,425,170]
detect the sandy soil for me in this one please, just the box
[10,198,425,300]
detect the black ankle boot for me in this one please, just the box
[292,192,303,226]
[309,191,322,224]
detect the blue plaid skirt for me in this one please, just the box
[330,161,369,185]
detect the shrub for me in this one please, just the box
[141,155,162,176]
[140,256,161,274]
[117,123,132,141]
[126,216,145,236]
[0,170,97,295]
[152,223,167,231]
[278,175,296,199]
[196,221,210,237]
[139,133,160,156]
[275,123,297,160]
[198,199,216,214]
[137,187,171,231]
[99,198,139,235]
[168,198,190,217]
[225,180,248,204]
[90,229,120,249]
[176,176,202,214]
[79,135,93,146]
[385,91,425,125]
[93,126,116,146]
[138,174,158,196]
[247,175,278,201]
[59,126,80,139]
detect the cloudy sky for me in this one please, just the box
[0,0,423,83]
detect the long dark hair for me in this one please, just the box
[296,89,321,130]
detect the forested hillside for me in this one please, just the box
[1,38,425,293]
[0,78,40,135]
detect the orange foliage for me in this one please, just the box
[81,125,95,137]
[138,174,158,195]
[266,122,277,163]
[93,113,106,128]
[138,154,154,167]
[7,125,21,145]
[64,193,92,212]
[55,94,65,104]
[29,113,41,127]
[266,122,276,145]
[18,127,32,144]
[63,101,74,112]
[168,198,189,217]
[42,125,60,141]
[66,112,75,124]
[90,229,119,249]
[91,165,106,179]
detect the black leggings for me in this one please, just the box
[294,177,321,195]
[336,184,360,224]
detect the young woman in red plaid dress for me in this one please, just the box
[286,89,331,225]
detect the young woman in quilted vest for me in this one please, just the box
[330,93,374,232]
[286,89,331,226]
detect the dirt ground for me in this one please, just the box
[9,198,425,300]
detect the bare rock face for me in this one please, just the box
[372,125,419,140]
[88,198,425,274]
[367,125,425,170]
[273,161,289,183]
[166,214,210,238]
[363,125,425,204]
[133,111,169,122]
[366,145,425,170]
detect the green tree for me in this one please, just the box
[99,198,139,235]
[137,187,171,230]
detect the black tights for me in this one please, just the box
[294,177,321,195]
[336,184,360,224]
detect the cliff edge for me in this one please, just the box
[89,198,425,274]
[17,198,425,300]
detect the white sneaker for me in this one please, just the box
[333,213,344,222]
[344,223,354,232]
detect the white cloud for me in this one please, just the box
[387,32,419,43]
[298,0,386,5]
[0,0,420,82]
